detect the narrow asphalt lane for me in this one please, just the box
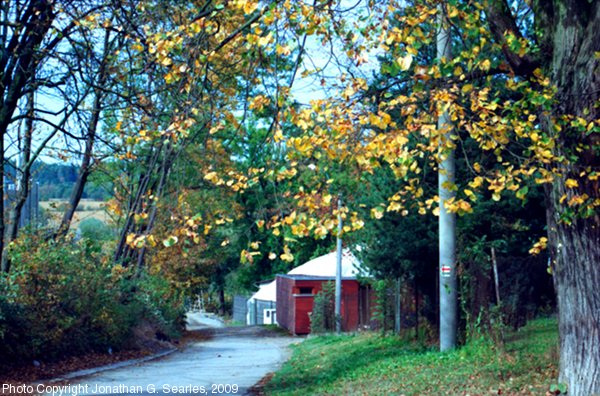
[43,313,298,396]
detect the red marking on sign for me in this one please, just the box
[441,265,452,277]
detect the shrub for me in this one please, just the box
[310,281,335,334]
[0,233,184,369]
[136,273,186,339]
[78,218,113,241]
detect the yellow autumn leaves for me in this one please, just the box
[529,237,548,255]
[232,0,259,15]
[240,244,292,264]
[122,0,600,266]
[397,53,413,71]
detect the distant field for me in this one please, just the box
[40,199,112,229]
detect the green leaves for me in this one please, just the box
[516,185,528,200]
[162,235,179,247]
[549,382,568,394]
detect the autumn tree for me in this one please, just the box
[109,0,312,275]
[7,0,590,390]
[55,19,122,237]
[186,0,598,393]
[486,2,599,393]
[0,0,120,269]
[256,1,598,393]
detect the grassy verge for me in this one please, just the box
[265,318,558,395]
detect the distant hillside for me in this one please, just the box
[35,162,111,201]
[5,162,111,201]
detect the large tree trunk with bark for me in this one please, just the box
[545,2,600,394]
[487,1,600,393]
[546,189,600,395]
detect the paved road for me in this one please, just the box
[45,313,296,396]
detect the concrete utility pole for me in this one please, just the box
[335,195,343,334]
[437,6,457,352]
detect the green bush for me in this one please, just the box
[310,281,335,333]
[79,218,113,241]
[0,233,185,369]
[136,273,186,339]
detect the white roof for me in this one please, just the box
[288,249,362,278]
[249,249,364,303]
[251,280,277,302]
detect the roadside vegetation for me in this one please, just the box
[266,318,558,396]
[0,233,184,370]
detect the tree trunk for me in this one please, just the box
[485,1,600,392]
[56,92,99,237]
[114,143,162,263]
[0,0,55,271]
[545,2,600,394]
[0,119,5,273]
[135,143,174,269]
[546,182,600,395]
[4,90,34,272]
[3,82,35,273]
[415,281,419,341]
[57,29,111,238]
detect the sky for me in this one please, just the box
[289,0,383,105]
[4,0,384,170]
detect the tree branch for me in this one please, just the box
[484,0,541,77]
